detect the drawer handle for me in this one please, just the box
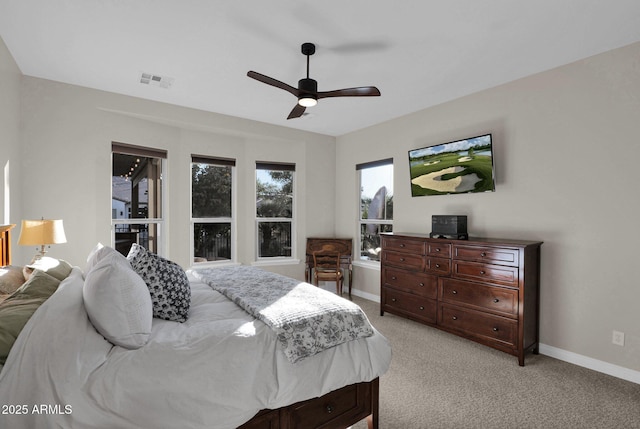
[493,327,499,332]
[391,276,397,280]
[419,282,425,287]
[326,404,334,414]
[480,270,486,275]
[391,298,397,302]
[419,306,425,310]
[435,263,441,268]
[452,316,458,320]
[481,252,486,257]
[451,290,458,294]
[399,257,405,262]
[435,248,441,252]
[493,298,500,303]
[400,243,405,248]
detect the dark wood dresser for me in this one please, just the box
[380,232,542,366]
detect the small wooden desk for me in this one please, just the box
[305,238,353,297]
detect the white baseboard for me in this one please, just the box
[539,344,640,385]
[351,288,381,303]
[351,289,640,385]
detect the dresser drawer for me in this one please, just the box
[382,267,437,298]
[427,241,451,258]
[381,236,426,254]
[426,256,451,275]
[440,278,518,317]
[382,250,424,271]
[383,287,437,324]
[286,382,369,429]
[453,244,519,266]
[453,260,519,287]
[439,304,517,347]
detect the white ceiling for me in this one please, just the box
[1,1,640,137]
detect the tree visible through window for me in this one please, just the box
[191,156,234,263]
[256,162,295,258]
[358,159,393,261]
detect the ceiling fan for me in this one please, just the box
[247,42,381,119]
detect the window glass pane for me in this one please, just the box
[359,161,393,261]
[112,153,163,220]
[114,223,158,255]
[258,221,292,257]
[256,169,293,218]
[360,164,393,220]
[360,223,393,261]
[194,223,231,262]
[192,163,232,218]
[113,148,163,256]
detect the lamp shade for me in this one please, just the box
[18,219,67,246]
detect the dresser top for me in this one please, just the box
[383,232,543,248]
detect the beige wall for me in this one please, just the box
[336,42,640,373]
[0,37,21,238]
[14,74,335,280]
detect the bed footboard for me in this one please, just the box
[238,377,380,429]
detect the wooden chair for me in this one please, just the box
[312,251,345,296]
[305,238,353,297]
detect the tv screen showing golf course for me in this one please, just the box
[409,134,495,197]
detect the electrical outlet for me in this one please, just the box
[612,330,625,346]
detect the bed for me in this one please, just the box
[0,244,391,429]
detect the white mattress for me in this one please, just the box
[0,267,391,429]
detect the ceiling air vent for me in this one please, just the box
[140,73,174,89]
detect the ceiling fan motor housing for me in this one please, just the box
[298,78,318,96]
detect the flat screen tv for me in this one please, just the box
[408,134,495,197]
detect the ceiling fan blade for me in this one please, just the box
[317,86,381,99]
[287,104,306,119]
[247,71,299,97]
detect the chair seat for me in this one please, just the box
[315,269,343,282]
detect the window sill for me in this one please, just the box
[352,260,381,271]
[189,261,241,271]
[251,258,301,267]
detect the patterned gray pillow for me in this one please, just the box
[126,244,190,322]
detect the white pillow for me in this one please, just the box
[83,248,152,349]
[85,242,106,274]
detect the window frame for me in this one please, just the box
[255,161,296,263]
[190,155,237,266]
[111,142,167,257]
[356,158,394,264]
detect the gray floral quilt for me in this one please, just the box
[192,266,373,363]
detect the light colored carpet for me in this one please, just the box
[349,296,640,429]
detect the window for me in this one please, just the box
[256,162,295,259]
[112,143,166,256]
[191,155,235,264]
[358,158,393,262]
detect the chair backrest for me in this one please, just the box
[312,251,341,271]
[306,238,352,266]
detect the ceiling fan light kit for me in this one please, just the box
[247,42,380,119]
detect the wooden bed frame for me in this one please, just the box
[238,378,379,429]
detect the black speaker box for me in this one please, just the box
[429,232,469,240]
[431,215,468,239]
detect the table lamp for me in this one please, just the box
[18,219,67,263]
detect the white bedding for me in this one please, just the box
[0,267,391,429]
